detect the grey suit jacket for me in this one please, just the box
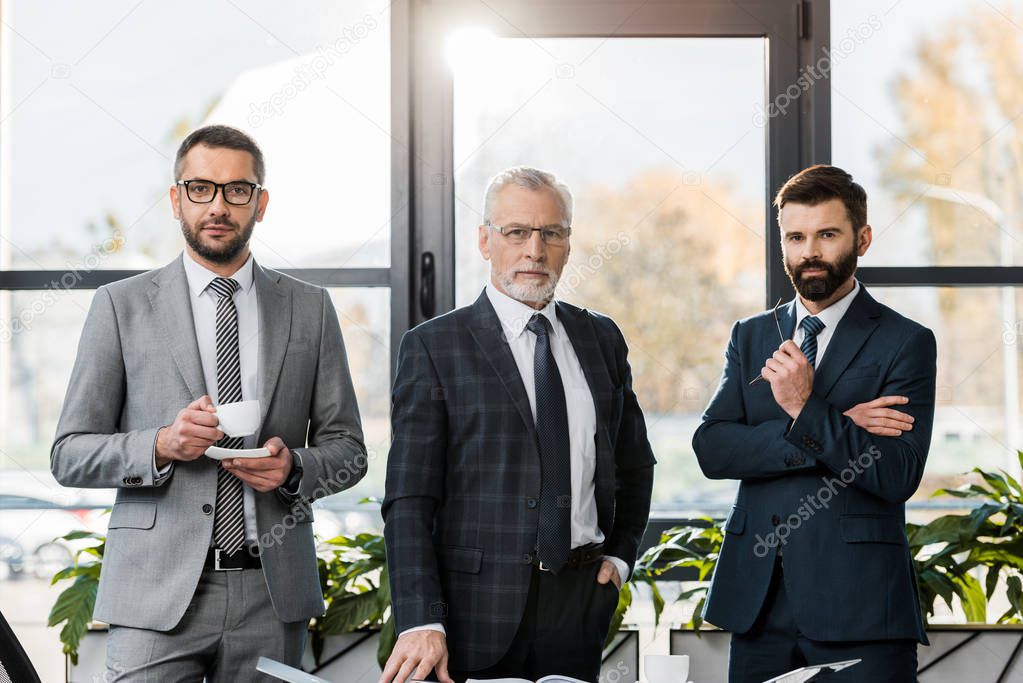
[51,254,367,629]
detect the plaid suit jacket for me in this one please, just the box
[382,291,656,671]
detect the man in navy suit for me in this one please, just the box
[380,167,655,683]
[693,165,935,682]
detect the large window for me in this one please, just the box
[832,0,1023,511]
[0,2,396,677]
[451,36,768,511]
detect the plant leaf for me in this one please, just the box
[950,571,986,622]
[47,574,97,665]
[320,590,381,634]
[376,615,397,668]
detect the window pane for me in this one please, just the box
[0,1,391,270]
[451,37,767,512]
[832,0,1023,266]
[869,287,1022,507]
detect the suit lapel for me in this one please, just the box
[812,286,881,398]
[468,291,537,441]
[147,255,206,398]
[557,302,613,426]
[254,262,291,427]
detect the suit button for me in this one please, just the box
[522,554,532,564]
[202,504,213,515]
[526,498,537,509]
[771,514,781,526]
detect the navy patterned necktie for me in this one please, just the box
[526,313,572,574]
[800,315,826,368]
[208,277,245,556]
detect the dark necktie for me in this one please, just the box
[208,277,245,556]
[526,314,572,574]
[800,315,826,368]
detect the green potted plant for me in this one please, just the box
[55,455,1023,669]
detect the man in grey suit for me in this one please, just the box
[380,167,655,683]
[51,125,367,680]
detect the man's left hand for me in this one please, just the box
[596,560,622,590]
[762,340,814,420]
[222,436,292,492]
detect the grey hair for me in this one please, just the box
[482,166,573,226]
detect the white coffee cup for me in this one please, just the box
[214,399,261,438]
[644,654,690,683]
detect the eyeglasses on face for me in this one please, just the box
[177,179,262,206]
[486,222,572,246]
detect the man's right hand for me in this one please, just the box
[378,630,452,683]
[155,395,223,467]
[843,395,914,437]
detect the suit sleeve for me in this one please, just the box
[692,321,820,480]
[285,289,368,503]
[50,287,166,488]
[785,326,936,503]
[382,329,448,633]
[602,321,656,574]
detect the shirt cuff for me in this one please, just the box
[604,555,630,584]
[399,623,446,637]
[152,428,174,486]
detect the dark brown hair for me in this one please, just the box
[773,164,867,229]
[174,125,265,184]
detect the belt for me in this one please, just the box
[533,543,604,572]
[204,547,261,571]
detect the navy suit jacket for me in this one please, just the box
[382,291,656,671]
[693,285,935,644]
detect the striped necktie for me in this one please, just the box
[800,315,826,368]
[208,277,245,556]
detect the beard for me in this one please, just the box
[784,243,858,301]
[180,213,255,264]
[495,265,560,305]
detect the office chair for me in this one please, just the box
[0,609,42,683]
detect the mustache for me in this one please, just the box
[794,260,834,276]
[200,218,238,230]
[514,265,553,275]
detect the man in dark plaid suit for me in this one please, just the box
[380,167,656,683]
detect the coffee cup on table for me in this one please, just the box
[214,399,260,438]
[644,654,690,683]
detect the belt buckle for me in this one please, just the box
[213,548,243,572]
[537,560,551,572]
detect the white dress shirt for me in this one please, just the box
[179,252,261,545]
[792,279,860,368]
[402,285,628,638]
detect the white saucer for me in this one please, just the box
[205,446,271,460]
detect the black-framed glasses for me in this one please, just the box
[749,297,788,385]
[486,221,572,246]
[177,179,263,206]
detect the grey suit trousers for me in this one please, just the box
[105,568,306,682]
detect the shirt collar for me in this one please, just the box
[485,284,559,340]
[182,251,255,299]
[795,278,860,333]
